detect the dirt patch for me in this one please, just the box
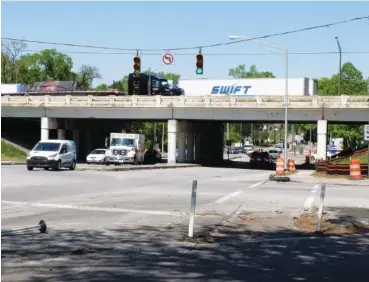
[180,233,219,244]
[294,213,369,235]
[196,210,221,216]
[237,212,272,223]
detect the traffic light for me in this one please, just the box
[133,56,141,95]
[196,53,203,75]
[133,56,141,74]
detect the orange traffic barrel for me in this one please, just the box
[276,157,284,175]
[350,159,362,180]
[288,158,296,173]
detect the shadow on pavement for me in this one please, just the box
[2,217,369,282]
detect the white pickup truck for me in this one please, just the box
[104,133,145,165]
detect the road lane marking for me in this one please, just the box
[1,200,185,216]
[302,184,319,212]
[249,179,268,189]
[214,191,243,204]
[214,179,267,204]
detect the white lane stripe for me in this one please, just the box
[249,179,267,189]
[1,200,184,216]
[214,179,267,204]
[214,191,243,204]
[302,184,319,211]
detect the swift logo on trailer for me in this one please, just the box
[211,85,252,95]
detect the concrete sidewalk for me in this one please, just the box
[290,170,369,186]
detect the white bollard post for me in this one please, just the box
[316,183,326,232]
[188,180,198,238]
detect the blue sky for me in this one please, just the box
[2,1,369,87]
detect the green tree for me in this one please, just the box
[228,64,275,79]
[1,40,27,83]
[17,49,75,84]
[318,62,368,96]
[93,84,109,91]
[75,65,102,90]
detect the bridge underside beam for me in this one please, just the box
[2,107,369,123]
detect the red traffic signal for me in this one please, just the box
[133,56,141,72]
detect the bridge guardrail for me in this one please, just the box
[1,95,369,108]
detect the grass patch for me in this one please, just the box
[311,171,349,179]
[294,213,369,235]
[1,140,27,162]
[338,153,368,165]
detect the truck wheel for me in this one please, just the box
[27,166,34,171]
[69,160,76,170]
[105,162,110,166]
[133,157,138,165]
[52,160,61,171]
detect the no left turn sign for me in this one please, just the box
[162,53,174,65]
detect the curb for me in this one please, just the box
[1,161,26,165]
[77,164,201,172]
[290,179,369,187]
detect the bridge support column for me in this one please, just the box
[40,117,57,140]
[178,121,186,163]
[194,131,201,163]
[317,120,327,160]
[86,131,92,155]
[57,129,66,140]
[186,122,194,162]
[167,120,178,164]
[73,130,80,160]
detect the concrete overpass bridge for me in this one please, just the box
[2,94,369,164]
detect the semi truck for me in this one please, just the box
[177,77,318,96]
[104,133,145,165]
[128,73,184,96]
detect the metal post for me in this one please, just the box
[316,183,326,232]
[367,143,369,178]
[335,37,342,95]
[148,73,151,96]
[251,123,254,144]
[162,122,165,155]
[227,122,230,161]
[309,124,312,161]
[154,122,157,149]
[188,180,198,238]
[283,48,289,171]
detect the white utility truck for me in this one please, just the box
[104,133,145,165]
[177,77,318,96]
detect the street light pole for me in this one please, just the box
[228,35,289,171]
[334,37,342,95]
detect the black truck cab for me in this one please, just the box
[128,73,184,96]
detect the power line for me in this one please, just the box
[2,15,368,51]
[21,49,369,56]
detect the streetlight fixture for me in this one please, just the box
[334,36,342,95]
[228,35,289,171]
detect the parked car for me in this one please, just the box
[249,151,274,169]
[229,147,242,154]
[268,149,279,161]
[144,149,162,164]
[86,148,108,164]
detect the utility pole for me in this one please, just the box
[334,37,342,95]
[162,122,165,154]
[153,122,157,150]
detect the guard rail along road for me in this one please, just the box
[2,94,369,109]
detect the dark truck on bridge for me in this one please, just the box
[128,73,184,96]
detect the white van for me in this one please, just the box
[26,140,77,171]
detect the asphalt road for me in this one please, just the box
[2,165,369,282]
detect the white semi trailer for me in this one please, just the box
[177,77,318,96]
